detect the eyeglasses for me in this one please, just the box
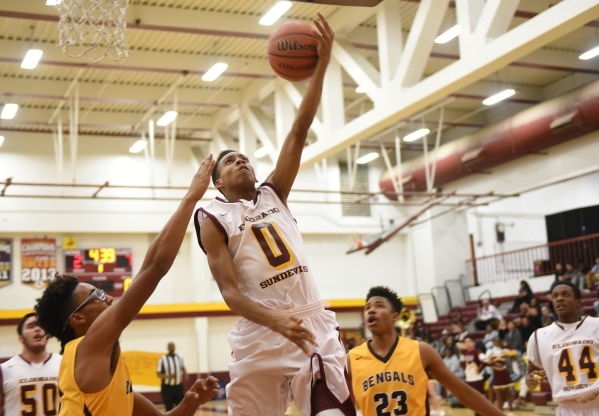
[62,289,106,332]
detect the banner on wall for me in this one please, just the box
[0,238,12,288]
[21,238,57,289]
[121,351,163,387]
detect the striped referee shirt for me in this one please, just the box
[157,354,185,386]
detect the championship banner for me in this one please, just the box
[121,351,163,387]
[21,238,57,288]
[0,238,12,288]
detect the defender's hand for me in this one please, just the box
[187,154,215,201]
[312,12,334,63]
[184,376,221,406]
[526,370,546,390]
[271,315,318,356]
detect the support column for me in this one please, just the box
[238,104,258,167]
[274,78,295,148]
[321,57,345,133]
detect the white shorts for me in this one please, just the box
[225,301,354,416]
[556,395,599,416]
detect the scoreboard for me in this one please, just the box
[64,248,133,297]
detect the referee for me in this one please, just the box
[156,342,187,410]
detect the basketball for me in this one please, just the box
[267,21,319,82]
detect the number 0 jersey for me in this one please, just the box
[0,353,61,416]
[195,184,321,309]
[348,337,428,416]
[528,316,599,405]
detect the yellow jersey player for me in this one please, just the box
[348,286,505,416]
[34,155,220,416]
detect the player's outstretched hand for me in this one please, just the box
[187,154,215,201]
[526,369,546,390]
[312,12,334,63]
[183,376,221,406]
[272,315,318,356]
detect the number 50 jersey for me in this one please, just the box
[195,184,321,309]
[348,337,428,416]
[529,316,599,405]
[0,353,62,416]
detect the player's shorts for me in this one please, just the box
[226,301,355,416]
[556,395,599,416]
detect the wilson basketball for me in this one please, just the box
[267,21,319,81]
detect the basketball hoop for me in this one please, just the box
[349,232,365,251]
[56,0,130,63]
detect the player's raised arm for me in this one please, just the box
[266,12,334,201]
[81,155,215,353]
[201,219,317,355]
[421,343,506,416]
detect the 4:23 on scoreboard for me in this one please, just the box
[64,248,133,297]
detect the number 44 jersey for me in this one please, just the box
[195,184,321,309]
[0,353,62,415]
[529,316,599,405]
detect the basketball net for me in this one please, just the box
[350,232,364,250]
[57,0,130,63]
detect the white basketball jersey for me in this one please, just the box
[0,353,62,415]
[195,184,321,309]
[532,317,599,404]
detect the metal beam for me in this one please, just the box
[299,0,599,168]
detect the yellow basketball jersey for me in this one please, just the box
[349,337,429,416]
[59,336,134,415]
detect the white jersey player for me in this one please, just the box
[0,313,61,415]
[196,13,354,416]
[527,281,599,415]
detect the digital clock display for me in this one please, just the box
[64,248,133,297]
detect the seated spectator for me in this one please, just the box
[527,305,542,329]
[444,334,460,356]
[502,320,523,352]
[564,261,586,290]
[519,316,535,344]
[451,322,469,343]
[540,304,556,322]
[586,257,599,289]
[529,297,539,309]
[482,324,499,351]
[443,347,464,379]
[510,281,533,313]
[549,273,572,293]
[475,298,502,330]
[496,319,508,340]
[554,262,564,281]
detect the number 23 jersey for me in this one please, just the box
[528,316,599,404]
[0,353,61,416]
[349,337,428,416]
[195,184,321,309]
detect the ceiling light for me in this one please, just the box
[259,1,292,26]
[434,25,461,44]
[1,103,18,120]
[579,45,599,60]
[403,128,430,142]
[356,152,379,164]
[355,85,366,93]
[21,49,43,69]
[202,63,228,82]
[129,140,147,153]
[156,111,178,126]
[46,0,63,4]
[0,136,4,147]
[254,146,270,158]
[482,89,515,105]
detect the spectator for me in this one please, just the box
[157,342,188,411]
[510,281,533,313]
[460,336,486,412]
[549,273,571,293]
[496,319,508,340]
[527,306,542,329]
[540,304,556,322]
[529,297,539,309]
[554,262,564,281]
[545,292,557,317]
[586,257,599,289]
[443,347,464,379]
[502,320,523,352]
[475,299,502,331]
[445,334,460,356]
[452,322,469,342]
[519,316,534,347]
[482,324,499,351]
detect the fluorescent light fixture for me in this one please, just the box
[403,128,430,142]
[46,0,63,4]
[482,89,515,106]
[579,45,599,60]
[356,152,379,164]
[254,146,270,158]
[355,85,366,93]
[202,63,228,82]
[129,140,147,153]
[1,103,18,120]
[259,1,292,26]
[434,25,461,44]
[21,49,43,69]
[156,111,178,126]
[0,136,4,147]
